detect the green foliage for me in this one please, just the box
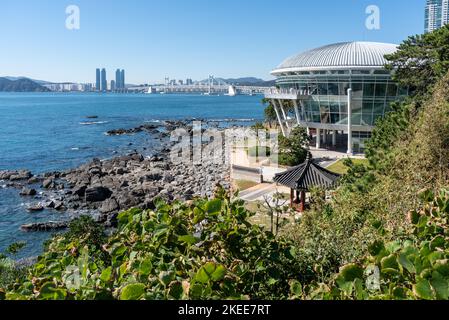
[5,193,300,300]
[293,190,449,300]
[278,127,309,166]
[385,25,449,97]
[262,98,277,127]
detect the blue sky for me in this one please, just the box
[0,0,425,84]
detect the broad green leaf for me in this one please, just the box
[433,259,449,277]
[368,240,385,257]
[120,283,146,300]
[430,236,445,250]
[339,264,364,282]
[413,279,436,300]
[289,280,303,297]
[178,234,198,245]
[139,258,153,276]
[205,199,222,215]
[39,282,67,300]
[159,271,175,286]
[430,272,449,300]
[381,254,399,271]
[100,267,113,283]
[210,265,226,281]
[398,253,416,274]
[168,281,184,299]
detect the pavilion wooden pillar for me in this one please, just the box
[299,190,306,212]
[290,189,294,208]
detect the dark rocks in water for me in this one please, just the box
[86,115,98,119]
[27,203,44,212]
[19,187,37,196]
[45,200,64,211]
[27,176,42,184]
[99,198,119,214]
[0,170,32,181]
[85,186,112,202]
[106,124,161,136]
[42,179,53,189]
[21,221,69,232]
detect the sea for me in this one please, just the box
[0,92,264,258]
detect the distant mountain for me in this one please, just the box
[0,77,51,92]
[3,76,50,85]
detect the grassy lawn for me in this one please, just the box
[233,179,259,191]
[326,158,370,175]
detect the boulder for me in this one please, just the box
[73,185,87,197]
[42,179,53,189]
[9,170,32,181]
[99,198,119,214]
[85,186,112,202]
[19,187,37,196]
[21,221,69,232]
[27,203,44,212]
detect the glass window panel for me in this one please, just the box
[361,114,373,126]
[328,82,339,95]
[351,113,362,126]
[387,83,398,97]
[318,83,328,95]
[362,101,373,114]
[352,100,362,114]
[375,83,387,98]
[330,113,340,124]
[329,101,340,113]
[312,114,321,122]
[373,102,385,114]
[340,102,348,114]
[363,83,375,97]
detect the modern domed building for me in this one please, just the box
[265,41,409,154]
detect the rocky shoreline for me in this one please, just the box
[0,119,233,232]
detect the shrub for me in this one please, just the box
[5,192,300,300]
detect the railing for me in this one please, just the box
[264,88,312,96]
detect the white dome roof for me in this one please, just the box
[272,42,398,74]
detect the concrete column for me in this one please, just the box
[332,130,337,146]
[293,100,301,126]
[347,88,353,155]
[322,129,327,144]
[316,128,321,149]
[272,99,286,137]
[278,99,290,129]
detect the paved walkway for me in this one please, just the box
[238,183,278,202]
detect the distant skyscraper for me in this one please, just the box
[96,69,101,91]
[115,69,121,90]
[120,70,125,89]
[101,68,107,92]
[425,0,449,33]
[111,80,116,91]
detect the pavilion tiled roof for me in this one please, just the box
[274,154,340,191]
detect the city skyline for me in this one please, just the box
[1,0,426,84]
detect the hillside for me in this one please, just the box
[0,78,50,92]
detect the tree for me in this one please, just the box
[262,98,277,128]
[278,127,310,166]
[385,25,449,97]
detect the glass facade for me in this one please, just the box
[275,69,408,127]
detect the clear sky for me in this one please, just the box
[0,0,425,84]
